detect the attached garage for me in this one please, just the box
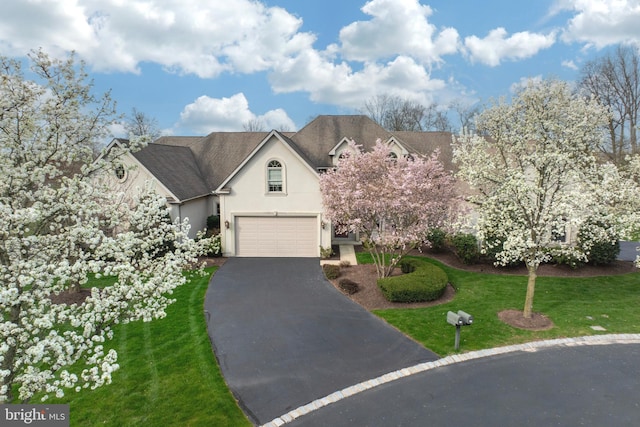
[235,216,319,257]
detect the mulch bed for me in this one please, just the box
[329,263,456,310]
[498,309,554,330]
[50,288,92,306]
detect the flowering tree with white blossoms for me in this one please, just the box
[319,140,459,278]
[452,79,611,319]
[0,51,207,403]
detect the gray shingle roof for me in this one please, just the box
[290,115,395,167]
[391,131,457,171]
[155,132,268,191]
[131,143,211,201]
[140,115,456,199]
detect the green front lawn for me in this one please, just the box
[45,256,640,424]
[372,256,640,356]
[49,267,250,427]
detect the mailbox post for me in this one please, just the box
[446,310,473,350]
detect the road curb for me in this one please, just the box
[261,334,640,427]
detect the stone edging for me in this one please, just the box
[261,334,640,427]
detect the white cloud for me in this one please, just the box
[0,0,314,77]
[0,0,96,57]
[562,59,579,70]
[557,0,640,48]
[464,28,556,66]
[0,0,461,131]
[4,0,575,133]
[269,52,445,108]
[339,0,459,64]
[175,93,295,134]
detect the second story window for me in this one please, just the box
[114,164,127,181]
[267,160,283,192]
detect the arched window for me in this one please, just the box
[267,160,283,192]
[114,164,126,181]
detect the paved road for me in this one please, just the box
[205,258,438,425]
[287,342,640,426]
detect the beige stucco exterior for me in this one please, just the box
[217,133,332,257]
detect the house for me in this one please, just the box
[102,115,456,257]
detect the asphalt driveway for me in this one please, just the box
[204,258,437,425]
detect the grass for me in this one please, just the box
[48,267,250,427]
[359,253,640,356]
[39,254,640,424]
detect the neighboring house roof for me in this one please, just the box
[392,131,457,171]
[131,143,211,202]
[137,115,457,197]
[289,115,394,167]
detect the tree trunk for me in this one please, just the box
[69,282,81,294]
[523,264,537,318]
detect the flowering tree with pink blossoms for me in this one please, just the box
[319,140,459,278]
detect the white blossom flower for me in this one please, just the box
[1,51,210,403]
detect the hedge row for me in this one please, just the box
[377,259,448,303]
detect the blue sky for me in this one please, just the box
[1,0,639,136]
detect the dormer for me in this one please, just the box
[328,137,360,166]
[385,136,410,158]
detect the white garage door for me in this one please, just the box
[235,216,318,257]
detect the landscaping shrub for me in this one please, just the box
[319,246,334,259]
[578,218,620,265]
[338,278,360,295]
[378,259,448,303]
[322,264,340,280]
[207,215,220,231]
[399,259,417,274]
[426,228,447,252]
[550,250,584,269]
[451,233,479,264]
[586,240,620,265]
[204,234,222,257]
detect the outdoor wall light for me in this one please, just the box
[321,221,326,229]
[224,220,230,229]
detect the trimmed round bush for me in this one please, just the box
[338,278,360,295]
[378,259,448,303]
[322,264,341,280]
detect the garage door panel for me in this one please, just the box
[236,216,318,257]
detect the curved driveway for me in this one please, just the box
[205,258,438,425]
